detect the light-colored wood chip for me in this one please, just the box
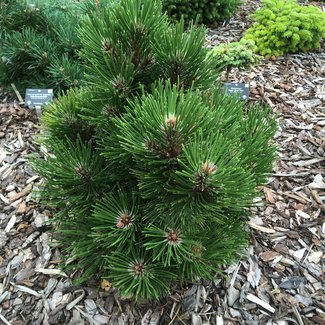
[246,293,275,313]
[248,221,275,233]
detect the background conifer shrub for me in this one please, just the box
[210,39,260,80]
[242,0,325,57]
[0,0,115,92]
[32,0,277,301]
[162,0,241,25]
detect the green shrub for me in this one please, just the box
[210,39,260,80]
[163,0,241,25]
[0,0,82,92]
[242,0,325,57]
[0,0,116,92]
[32,0,277,301]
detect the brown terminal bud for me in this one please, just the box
[201,160,217,175]
[75,165,91,182]
[112,77,125,92]
[166,229,182,245]
[191,245,202,256]
[116,211,133,229]
[164,114,177,130]
[129,260,145,278]
[102,38,111,53]
[103,104,113,115]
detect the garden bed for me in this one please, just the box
[0,0,324,324]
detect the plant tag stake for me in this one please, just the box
[25,89,53,116]
[223,83,250,101]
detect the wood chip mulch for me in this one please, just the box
[0,1,324,324]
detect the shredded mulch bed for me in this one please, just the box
[0,1,324,324]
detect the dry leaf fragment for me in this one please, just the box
[16,222,29,232]
[311,236,321,246]
[9,183,33,203]
[16,201,27,214]
[278,83,292,91]
[100,279,111,292]
[274,243,289,255]
[263,186,275,203]
[259,251,280,262]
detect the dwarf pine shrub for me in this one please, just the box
[32,0,277,301]
[163,0,241,25]
[242,0,325,57]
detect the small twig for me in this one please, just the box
[169,301,177,319]
[168,304,181,325]
[292,305,304,325]
[230,261,241,287]
[66,289,85,310]
[176,314,187,325]
[301,244,314,265]
[10,83,24,104]
[113,293,123,314]
[272,173,309,177]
